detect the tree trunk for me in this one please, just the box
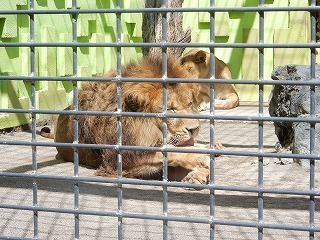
[142,0,191,58]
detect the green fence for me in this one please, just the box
[0,0,315,129]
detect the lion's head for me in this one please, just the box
[165,83,200,146]
[179,49,239,110]
[180,49,232,80]
[121,81,201,148]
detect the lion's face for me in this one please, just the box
[180,49,211,79]
[166,83,200,146]
[180,49,232,80]
[123,81,201,147]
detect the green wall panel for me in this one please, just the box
[0,0,315,129]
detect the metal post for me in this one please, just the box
[116,0,123,239]
[71,0,80,238]
[29,0,38,238]
[258,1,265,239]
[309,1,317,239]
[161,1,169,239]
[209,0,216,239]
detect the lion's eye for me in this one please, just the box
[169,108,176,113]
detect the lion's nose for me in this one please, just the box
[186,126,199,137]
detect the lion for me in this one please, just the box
[181,49,239,110]
[41,56,222,184]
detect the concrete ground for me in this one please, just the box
[0,102,319,239]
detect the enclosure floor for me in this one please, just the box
[0,101,319,240]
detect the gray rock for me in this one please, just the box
[268,65,320,167]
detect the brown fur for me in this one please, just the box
[41,56,222,184]
[181,49,239,110]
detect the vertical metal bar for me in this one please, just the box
[29,0,38,238]
[71,0,80,238]
[209,0,216,239]
[115,0,123,239]
[161,1,168,239]
[309,1,316,239]
[258,1,265,239]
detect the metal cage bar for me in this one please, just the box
[71,0,80,238]
[0,42,319,48]
[209,0,216,239]
[257,1,265,239]
[115,0,124,238]
[309,1,317,239]
[160,1,169,239]
[0,6,320,15]
[29,0,38,238]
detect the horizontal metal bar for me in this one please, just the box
[1,108,319,124]
[1,76,320,86]
[0,172,319,196]
[0,203,319,232]
[1,139,320,160]
[0,236,37,240]
[0,42,318,49]
[0,6,319,15]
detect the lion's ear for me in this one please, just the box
[124,93,145,112]
[180,50,195,64]
[194,50,207,63]
[180,55,188,65]
[180,50,207,64]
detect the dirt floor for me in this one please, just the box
[0,102,319,239]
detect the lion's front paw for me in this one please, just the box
[182,168,210,185]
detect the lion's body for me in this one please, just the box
[43,56,216,183]
[181,49,239,110]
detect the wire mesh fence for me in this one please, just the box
[0,0,319,239]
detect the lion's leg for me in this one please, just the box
[113,150,209,183]
[123,150,211,184]
[165,152,209,170]
[166,152,210,184]
[165,144,223,183]
[213,84,239,110]
[214,93,239,110]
